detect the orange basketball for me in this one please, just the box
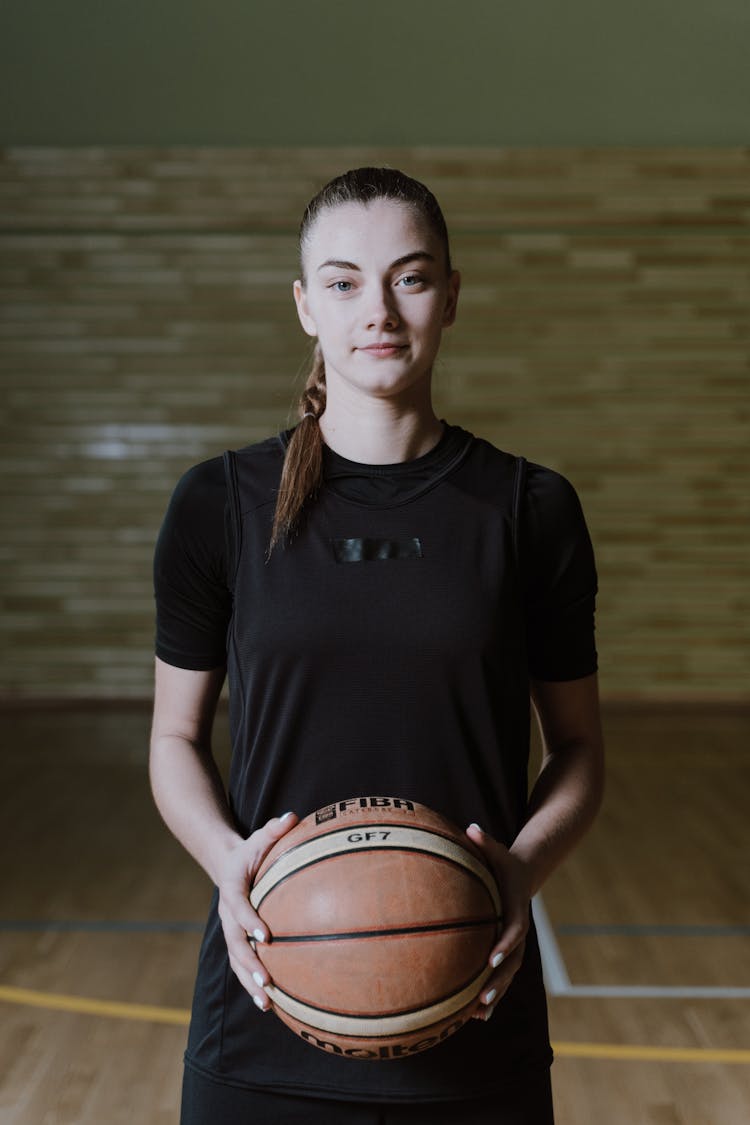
[251,796,501,1060]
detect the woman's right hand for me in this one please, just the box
[216,811,299,1011]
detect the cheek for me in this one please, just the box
[313,323,351,363]
[420,307,448,344]
[318,306,354,345]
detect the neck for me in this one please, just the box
[319,397,444,465]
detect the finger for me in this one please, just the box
[470,942,526,1019]
[471,997,499,1022]
[485,942,525,999]
[244,812,299,941]
[251,810,299,862]
[489,912,528,966]
[475,942,525,1012]
[220,879,269,946]
[223,811,299,943]
[466,825,526,950]
[222,914,273,1011]
[230,956,271,1011]
[465,822,487,847]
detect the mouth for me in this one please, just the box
[358,343,408,357]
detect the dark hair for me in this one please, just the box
[269,168,452,553]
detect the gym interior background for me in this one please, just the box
[1,2,748,1122]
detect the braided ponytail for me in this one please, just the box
[268,346,326,553]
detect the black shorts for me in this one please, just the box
[181,1065,554,1125]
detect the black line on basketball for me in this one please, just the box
[268,915,498,944]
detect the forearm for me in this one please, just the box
[510,673,605,895]
[149,659,242,885]
[511,736,604,897]
[150,733,243,885]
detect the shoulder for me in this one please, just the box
[454,432,588,517]
[231,432,288,470]
[450,430,519,502]
[160,456,227,533]
[463,431,517,471]
[525,462,587,522]
[459,434,587,518]
[227,433,288,507]
[522,462,597,589]
[170,454,225,498]
[167,431,286,511]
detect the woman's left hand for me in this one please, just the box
[465,823,533,1022]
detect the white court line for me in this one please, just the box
[532,896,750,1000]
[559,985,750,999]
[532,894,571,995]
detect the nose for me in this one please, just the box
[365,283,399,331]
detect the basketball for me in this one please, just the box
[250,796,501,1060]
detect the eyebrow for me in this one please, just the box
[316,251,436,273]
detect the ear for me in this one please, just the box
[443,270,461,328]
[442,270,461,327]
[293,279,318,338]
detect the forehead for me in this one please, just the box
[302,199,438,268]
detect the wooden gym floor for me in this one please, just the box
[0,705,748,1124]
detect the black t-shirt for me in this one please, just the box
[154,424,597,681]
[153,423,598,1103]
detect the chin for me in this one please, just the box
[364,374,429,399]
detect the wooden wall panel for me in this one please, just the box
[1,148,748,701]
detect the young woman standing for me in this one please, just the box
[150,168,604,1124]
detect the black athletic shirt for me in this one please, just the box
[153,423,598,1104]
[154,424,597,681]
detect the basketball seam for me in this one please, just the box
[267,916,499,943]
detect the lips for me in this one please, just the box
[359,343,407,356]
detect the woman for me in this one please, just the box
[150,167,604,1124]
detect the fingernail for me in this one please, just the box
[253,994,268,1011]
[253,928,266,943]
[484,1005,496,1022]
[484,988,497,1005]
[280,811,295,821]
[252,971,265,988]
[468,822,483,833]
[492,951,504,968]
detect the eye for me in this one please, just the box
[397,273,424,288]
[330,279,353,293]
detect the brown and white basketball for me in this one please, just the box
[250,796,501,1060]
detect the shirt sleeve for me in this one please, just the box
[523,464,598,682]
[153,456,232,670]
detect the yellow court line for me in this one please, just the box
[0,985,190,1026]
[553,1041,750,1065]
[0,984,748,1064]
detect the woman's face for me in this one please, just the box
[294,199,460,406]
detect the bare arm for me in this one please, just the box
[513,671,604,893]
[467,671,604,1018]
[149,657,237,880]
[149,656,298,1009]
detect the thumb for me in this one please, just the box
[466,822,508,869]
[255,810,299,856]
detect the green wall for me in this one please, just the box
[2,0,748,145]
